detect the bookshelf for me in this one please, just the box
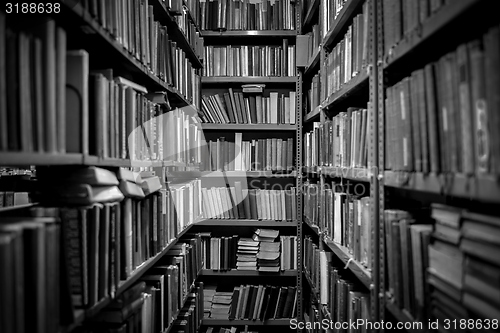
[1,0,205,331]
[195,10,302,325]
[377,0,500,329]
[300,0,377,328]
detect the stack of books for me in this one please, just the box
[208,291,233,319]
[254,229,280,272]
[236,237,260,271]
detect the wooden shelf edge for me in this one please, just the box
[323,0,365,50]
[202,30,297,37]
[167,170,297,178]
[304,106,321,123]
[303,0,321,29]
[199,123,297,131]
[321,166,372,181]
[194,219,298,227]
[201,76,297,84]
[304,47,321,77]
[323,238,372,289]
[322,69,369,109]
[199,269,297,276]
[201,319,293,326]
[384,0,482,69]
[0,152,84,166]
[383,171,500,203]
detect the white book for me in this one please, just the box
[235,132,243,171]
[289,91,296,125]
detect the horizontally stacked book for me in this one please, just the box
[384,203,500,324]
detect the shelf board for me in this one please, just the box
[323,0,365,50]
[201,319,292,326]
[202,30,297,37]
[0,152,83,166]
[323,238,372,289]
[81,155,197,168]
[302,166,320,176]
[385,299,422,333]
[167,170,297,178]
[202,77,297,84]
[321,166,371,181]
[383,171,500,203]
[304,47,321,77]
[61,2,191,107]
[0,203,38,214]
[304,106,321,123]
[384,0,482,69]
[200,123,296,131]
[85,296,111,319]
[303,270,320,300]
[150,0,203,68]
[114,224,193,296]
[199,269,297,277]
[194,219,298,227]
[322,69,369,109]
[303,0,320,29]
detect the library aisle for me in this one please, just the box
[1,0,500,333]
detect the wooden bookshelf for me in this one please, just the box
[150,0,203,68]
[85,297,112,319]
[201,319,292,326]
[195,219,298,227]
[0,203,38,214]
[323,238,372,289]
[200,124,296,131]
[199,269,297,277]
[383,0,482,69]
[383,171,500,203]
[304,106,321,123]
[0,152,83,166]
[183,0,202,33]
[163,281,199,333]
[60,309,86,333]
[322,0,365,50]
[304,46,321,77]
[303,271,320,303]
[303,0,321,29]
[321,68,369,109]
[80,155,198,168]
[202,77,297,84]
[321,166,372,181]
[202,30,297,37]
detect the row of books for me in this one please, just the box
[306,74,321,115]
[0,19,202,158]
[185,0,202,29]
[201,187,297,221]
[304,183,372,269]
[324,2,371,101]
[0,192,30,207]
[200,136,295,172]
[304,108,370,169]
[199,232,298,271]
[204,284,298,320]
[80,0,204,75]
[85,239,203,333]
[303,238,371,329]
[203,44,296,77]
[200,90,297,124]
[171,287,204,333]
[385,27,500,175]
[385,204,500,323]
[382,0,451,57]
[168,179,203,229]
[200,0,296,31]
[174,6,205,59]
[304,24,321,65]
[321,0,347,38]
